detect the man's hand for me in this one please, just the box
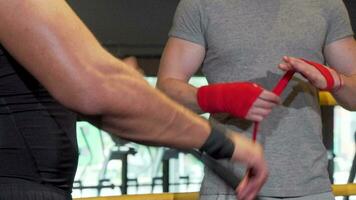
[197,82,280,122]
[122,56,145,75]
[228,133,268,200]
[279,56,343,91]
[247,90,281,122]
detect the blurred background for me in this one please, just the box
[66,0,356,199]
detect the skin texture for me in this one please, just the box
[279,37,356,111]
[0,0,268,198]
[158,38,281,123]
[157,37,274,199]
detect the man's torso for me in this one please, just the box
[170,0,353,196]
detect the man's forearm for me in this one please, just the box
[88,71,210,149]
[157,78,204,113]
[323,37,356,110]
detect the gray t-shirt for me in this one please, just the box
[169,0,353,197]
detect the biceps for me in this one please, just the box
[324,37,356,75]
[158,37,205,82]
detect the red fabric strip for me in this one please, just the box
[252,70,295,142]
[300,58,335,91]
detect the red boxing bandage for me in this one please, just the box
[272,70,295,96]
[197,82,263,118]
[300,59,336,91]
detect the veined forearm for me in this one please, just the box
[92,74,210,149]
[157,78,203,113]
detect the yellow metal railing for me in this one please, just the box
[319,91,337,106]
[332,184,356,196]
[75,184,356,200]
[75,192,198,200]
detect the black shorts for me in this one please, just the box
[0,178,71,200]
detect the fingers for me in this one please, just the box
[237,166,268,200]
[247,114,264,122]
[238,153,268,199]
[254,99,276,109]
[281,56,313,75]
[122,56,145,75]
[259,90,281,104]
[245,90,280,122]
[234,143,268,200]
[280,56,326,88]
[278,62,293,71]
[283,56,310,73]
[235,176,248,200]
[278,56,293,71]
[247,108,271,122]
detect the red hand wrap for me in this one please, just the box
[249,71,296,183]
[272,70,296,96]
[300,58,335,91]
[252,70,296,142]
[197,82,263,118]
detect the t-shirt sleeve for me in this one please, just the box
[325,0,354,45]
[168,0,206,47]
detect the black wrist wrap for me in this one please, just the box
[199,120,235,159]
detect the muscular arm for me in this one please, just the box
[157,37,206,113]
[158,37,280,122]
[0,0,210,149]
[324,36,356,110]
[0,2,269,197]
